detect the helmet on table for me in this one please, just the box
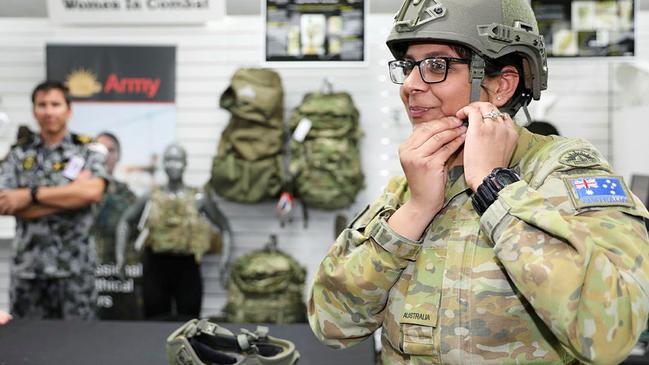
[166,319,300,365]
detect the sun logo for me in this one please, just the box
[65,68,102,98]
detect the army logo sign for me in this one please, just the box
[65,68,102,98]
[559,149,600,167]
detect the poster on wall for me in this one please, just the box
[265,0,366,64]
[46,0,224,24]
[531,0,635,57]
[47,44,176,319]
[46,44,176,194]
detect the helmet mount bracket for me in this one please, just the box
[469,53,486,103]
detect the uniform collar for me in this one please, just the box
[442,124,535,206]
[34,131,73,149]
[444,165,468,207]
[62,132,74,144]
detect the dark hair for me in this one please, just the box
[97,131,121,155]
[31,81,71,106]
[526,121,560,136]
[449,44,527,111]
[450,44,524,83]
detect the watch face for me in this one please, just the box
[494,169,520,189]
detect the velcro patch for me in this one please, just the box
[559,149,601,168]
[563,175,635,210]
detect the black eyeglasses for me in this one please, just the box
[388,57,470,84]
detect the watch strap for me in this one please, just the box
[30,186,39,204]
[472,168,519,215]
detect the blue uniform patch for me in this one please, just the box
[564,175,635,209]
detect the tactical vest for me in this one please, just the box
[144,188,212,262]
[208,68,285,203]
[289,92,364,209]
[223,246,307,324]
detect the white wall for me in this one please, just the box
[1,13,648,315]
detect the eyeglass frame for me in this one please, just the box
[388,57,471,85]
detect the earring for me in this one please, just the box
[497,96,502,101]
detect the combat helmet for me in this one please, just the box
[166,319,300,365]
[386,0,548,116]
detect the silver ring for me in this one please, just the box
[482,110,503,120]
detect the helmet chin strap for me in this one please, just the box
[469,53,485,104]
[520,101,533,125]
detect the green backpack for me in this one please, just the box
[223,236,306,324]
[208,68,285,203]
[288,92,364,210]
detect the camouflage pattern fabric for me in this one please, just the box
[289,92,364,210]
[224,246,307,324]
[144,187,212,262]
[0,132,108,319]
[308,126,649,364]
[208,68,285,203]
[92,179,144,320]
[93,179,136,263]
[10,265,97,320]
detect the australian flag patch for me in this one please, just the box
[564,175,635,209]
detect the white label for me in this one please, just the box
[292,118,312,143]
[238,85,256,99]
[62,155,85,180]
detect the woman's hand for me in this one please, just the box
[389,116,466,240]
[458,102,518,192]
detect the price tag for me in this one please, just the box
[292,118,312,143]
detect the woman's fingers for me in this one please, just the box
[415,125,466,157]
[428,133,466,165]
[404,116,463,150]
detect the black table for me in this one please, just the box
[0,320,375,365]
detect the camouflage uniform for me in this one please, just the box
[93,179,136,263]
[92,179,144,320]
[0,132,107,319]
[308,127,649,364]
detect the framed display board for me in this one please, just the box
[264,0,366,65]
[531,0,635,57]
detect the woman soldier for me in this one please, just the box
[308,0,649,364]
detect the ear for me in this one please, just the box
[490,65,520,108]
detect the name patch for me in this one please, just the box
[402,312,431,321]
[564,175,635,209]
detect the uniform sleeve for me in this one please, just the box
[0,149,19,189]
[84,146,109,182]
[308,177,420,349]
[481,170,649,365]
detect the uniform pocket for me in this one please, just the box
[399,246,446,356]
[401,323,435,355]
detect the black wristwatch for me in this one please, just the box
[471,167,520,215]
[30,185,40,204]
